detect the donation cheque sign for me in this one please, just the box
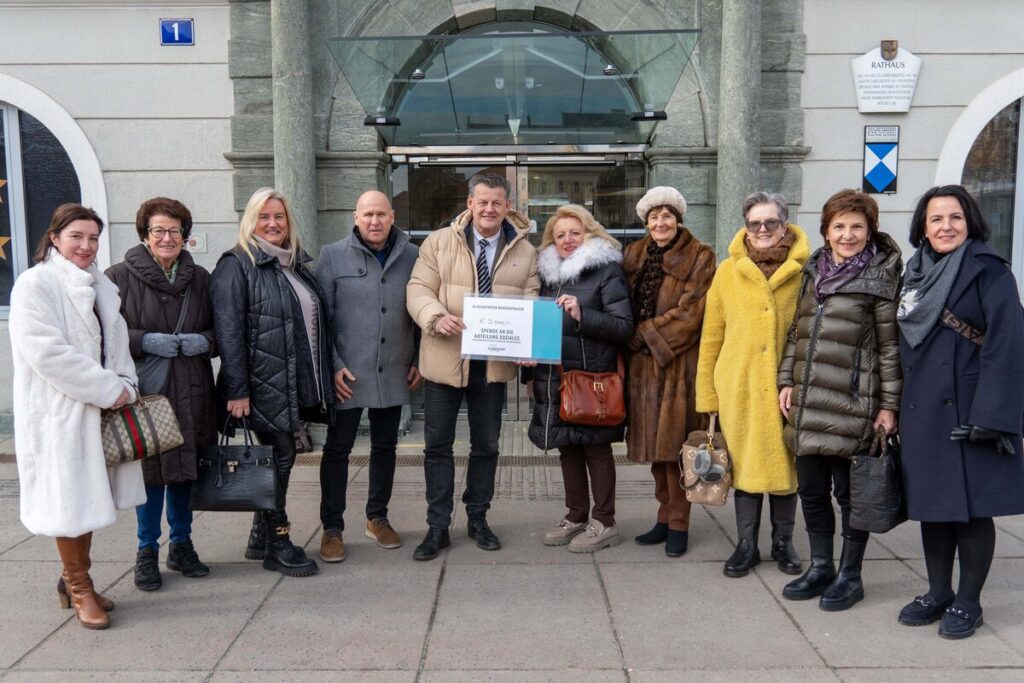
[460,295,562,363]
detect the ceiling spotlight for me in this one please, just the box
[411,68,426,80]
[603,64,618,76]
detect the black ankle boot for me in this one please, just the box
[245,511,267,561]
[634,521,669,545]
[771,536,803,575]
[724,492,762,577]
[819,537,867,611]
[134,546,162,591]
[783,532,835,600]
[167,539,210,577]
[665,530,689,557]
[262,524,319,577]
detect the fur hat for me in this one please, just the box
[636,186,687,223]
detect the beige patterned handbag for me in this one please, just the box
[101,393,184,467]
[679,413,732,506]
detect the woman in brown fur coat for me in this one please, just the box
[624,186,716,556]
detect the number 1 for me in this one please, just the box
[171,22,179,41]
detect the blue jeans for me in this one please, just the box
[136,481,193,550]
[320,405,403,531]
[423,360,505,529]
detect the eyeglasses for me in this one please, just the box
[149,227,183,239]
[745,219,783,232]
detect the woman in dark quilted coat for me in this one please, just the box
[777,189,902,612]
[528,205,633,553]
[211,187,333,578]
[895,185,1024,639]
[106,197,216,591]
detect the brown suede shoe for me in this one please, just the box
[365,518,402,549]
[319,529,346,562]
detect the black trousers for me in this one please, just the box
[796,455,869,543]
[422,360,505,529]
[254,430,298,530]
[320,405,403,531]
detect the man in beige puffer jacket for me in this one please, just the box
[406,173,539,560]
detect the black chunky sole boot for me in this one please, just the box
[783,532,835,600]
[245,511,268,561]
[262,526,319,577]
[819,537,867,611]
[724,492,762,577]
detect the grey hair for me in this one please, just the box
[742,191,789,223]
[468,172,512,198]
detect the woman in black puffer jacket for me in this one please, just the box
[777,189,902,612]
[528,205,634,553]
[211,187,333,579]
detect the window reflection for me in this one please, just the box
[962,98,1020,261]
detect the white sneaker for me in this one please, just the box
[568,519,621,553]
[543,518,587,546]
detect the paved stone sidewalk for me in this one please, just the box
[1,422,1023,681]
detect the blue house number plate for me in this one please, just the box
[160,18,194,46]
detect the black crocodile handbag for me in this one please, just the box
[190,419,276,512]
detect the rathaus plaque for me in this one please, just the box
[850,41,922,113]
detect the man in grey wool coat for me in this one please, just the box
[315,190,422,562]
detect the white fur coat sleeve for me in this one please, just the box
[9,252,145,538]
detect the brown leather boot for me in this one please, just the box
[58,533,114,611]
[55,536,109,630]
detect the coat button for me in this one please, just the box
[378,367,383,373]
[381,277,386,284]
[910,403,916,410]
[358,268,365,275]
[381,307,387,313]
[945,399,953,406]
[161,296,168,302]
[380,338,386,344]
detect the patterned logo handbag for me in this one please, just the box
[101,392,184,466]
[679,413,732,506]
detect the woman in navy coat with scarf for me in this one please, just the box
[896,185,1024,639]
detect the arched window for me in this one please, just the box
[961,97,1022,267]
[1,102,81,310]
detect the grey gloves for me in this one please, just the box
[141,333,180,358]
[179,333,210,357]
[141,333,209,358]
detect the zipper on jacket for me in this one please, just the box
[543,284,562,453]
[850,346,862,400]
[795,300,825,451]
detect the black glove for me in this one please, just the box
[950,424,1017,455]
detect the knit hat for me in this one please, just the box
[636,186,687,222]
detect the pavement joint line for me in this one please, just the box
[413,555,448,683]
[591,554,632,683]
[207,570,287,681]
[705,502,841,678]
[3,550,140,673]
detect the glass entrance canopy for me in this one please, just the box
[327,25,700,146]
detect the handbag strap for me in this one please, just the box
[173,288,191,334]
[940,308,984,346]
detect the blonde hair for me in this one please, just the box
[539,204,622,252]
[236,187,303,263]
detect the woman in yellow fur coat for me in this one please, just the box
[696,191,808,579]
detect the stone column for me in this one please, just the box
[271,0,318,253]
[715,0,762,258]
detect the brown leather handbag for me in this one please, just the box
[558,339,626,427]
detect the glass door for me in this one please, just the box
[391,155,646,419]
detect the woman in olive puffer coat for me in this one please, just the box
[777,189,902,612]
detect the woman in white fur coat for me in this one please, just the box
[526,205,634,553]
[9,204,145,630]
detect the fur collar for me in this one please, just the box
[537,238,623,286]
[42,249,122,343]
